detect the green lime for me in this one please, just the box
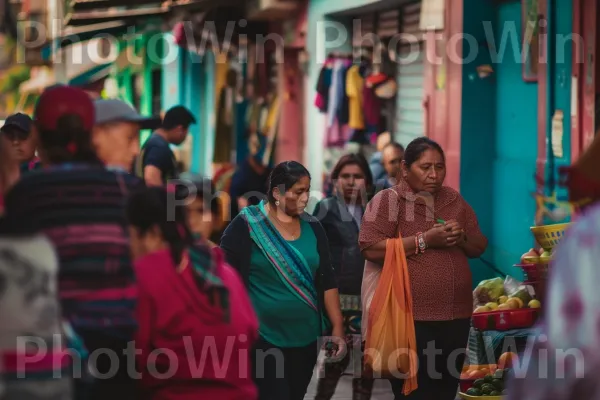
[480,383,495,394]
[466,387,481,396]
[492,378,503,390]
[490,390,501,396]
[483,374,494,383]
[473,378,485,388]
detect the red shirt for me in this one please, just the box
[135,248,259,400]
[359,179,487,321]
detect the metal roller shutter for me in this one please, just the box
[395,1,425,147]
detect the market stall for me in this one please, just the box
[458,223,569,399]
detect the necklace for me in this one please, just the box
[266,204,300,240]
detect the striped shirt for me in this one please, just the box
[3,164,143,339]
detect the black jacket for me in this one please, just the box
[219,211,338,319]
[313,197,365,296]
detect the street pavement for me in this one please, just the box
[304,373,394,399]
[303,357,395,400]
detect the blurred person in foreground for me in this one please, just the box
[134,105,196,186]
[126,186,258,400]
[92,99,160,172]
[2,86,142,399]
[312,153,375,400]
[0,141,72,399]
[1,112,41,173]
[506,125,600,399]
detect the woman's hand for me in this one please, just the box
[327,325,347,360]
[444,220,466,246]
[424,223,457,248]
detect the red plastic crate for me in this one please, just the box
[515,263,548,282]
[472,308,540,331]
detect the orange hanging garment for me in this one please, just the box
[364,238,418,395]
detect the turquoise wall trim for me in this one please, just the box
[548,0,573,209]
[201,51,216,175]
[185,50,204,174]
[306,0,379,194]
[161,33,183,110]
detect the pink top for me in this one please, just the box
[134,247,259,400]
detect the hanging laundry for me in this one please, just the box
[346,64,365,130]
[363,72,389,132]
[327,59,343,127]
[334,59,351,126]
[314,57,333,112]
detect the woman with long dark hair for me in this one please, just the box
[126,186,258,400]
[2,86,142,399]
[220,161,345,400]
[312,153,375,400]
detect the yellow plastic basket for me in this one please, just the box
[530,223,570,252]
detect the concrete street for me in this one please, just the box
[305,374,395,399]
[304,359,394,400]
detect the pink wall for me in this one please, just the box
[424,0,463,190]
[571,0,596,161]
[276,48,305,163]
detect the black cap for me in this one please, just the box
[1,113,32,133]
[162,106,196,130]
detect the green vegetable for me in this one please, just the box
[466,387,481,396]
[473,378,485,389]
[480,383,495,394]
[492,378,503,390]
[493,369,504,379]
[483,375,494,383]
[490,390,501,396]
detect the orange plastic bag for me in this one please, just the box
[364,238,418,395]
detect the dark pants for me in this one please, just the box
[315,335,374,400]
[389,319,470,400]
[76,329,138,400]
[252,337,318,400]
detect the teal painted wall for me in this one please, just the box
[461,0,544,284]
[161,34,184,110]
[200,51,216,175]
[460,0,497,286]
[306,0,380,193]
[161,35,216,175]
[184,50,203,174]
[492,0,538,279]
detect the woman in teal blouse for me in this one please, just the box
[221,161,345,400]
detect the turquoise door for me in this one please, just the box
[492,0,538,276]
